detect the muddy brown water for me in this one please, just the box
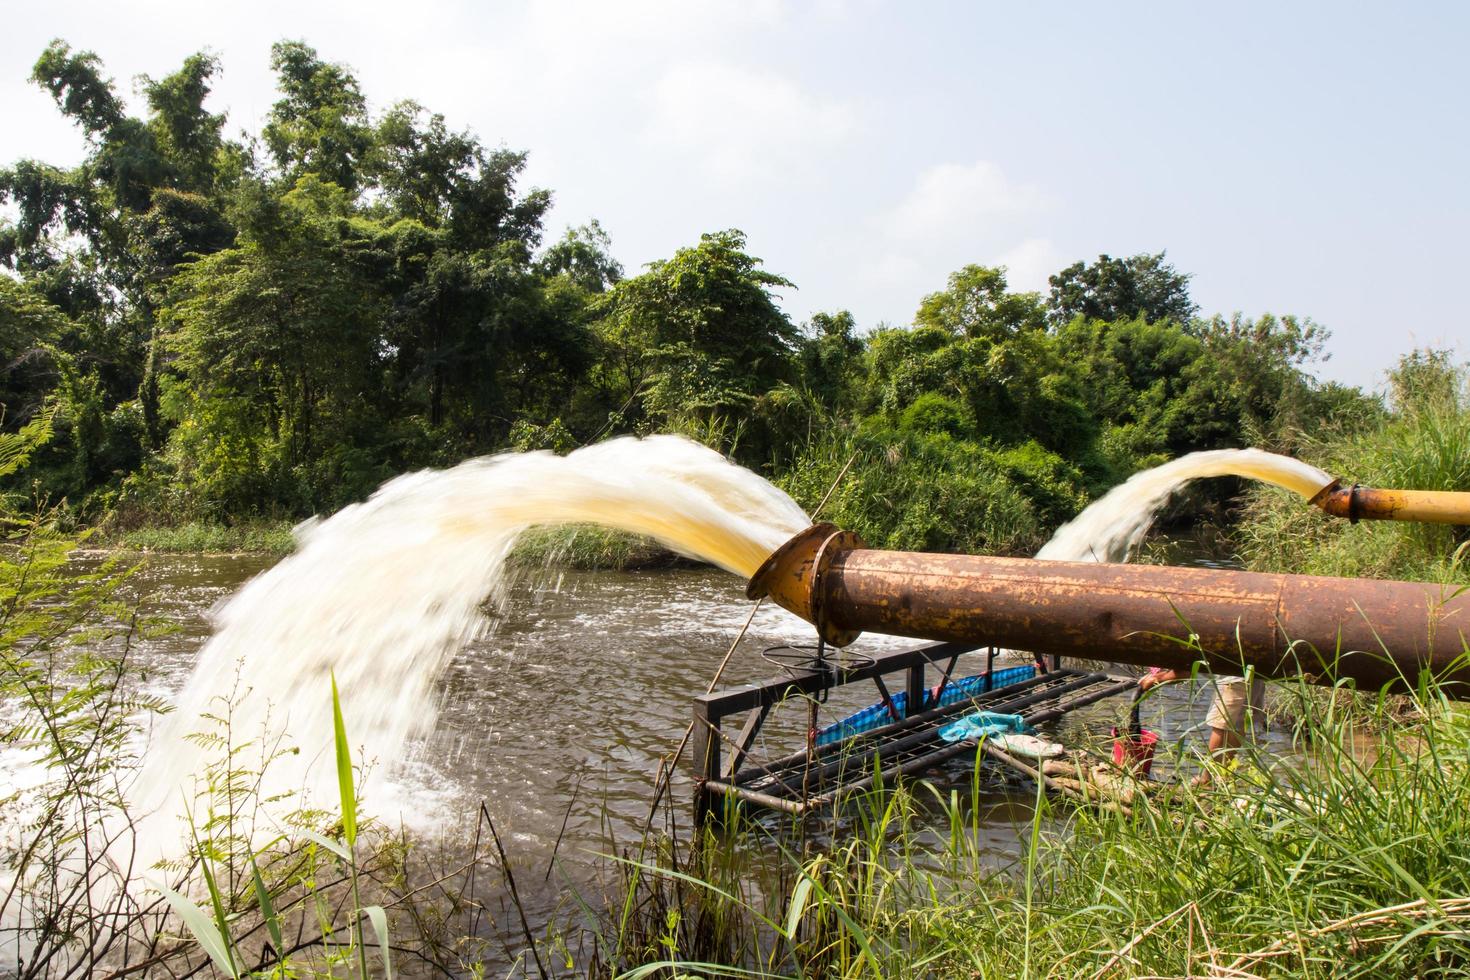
[91,551,1288,967]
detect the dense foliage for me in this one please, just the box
[2,41,1369,552]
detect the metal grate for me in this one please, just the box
[696,658,1134,819]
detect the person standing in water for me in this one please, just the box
[1138,668,1265,783]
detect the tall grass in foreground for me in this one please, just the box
[593,677,1470,978]
[157,675,396,979]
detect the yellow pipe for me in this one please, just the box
[1309,481,1470,525]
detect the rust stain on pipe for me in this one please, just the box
[748,523,1470,696]
[1310,480,1470,525]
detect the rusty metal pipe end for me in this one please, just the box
[1309,480,1365,523]
[747,523,866,646]
[1310,481,1470,525]
[1306,478,1341,510]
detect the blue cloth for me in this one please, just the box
[937,710,1031,743]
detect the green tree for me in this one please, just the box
[0,279,68,421]
[262,41,373,193]
[1180,313,1331,446]
[139,54,228,194]
[915,265,1045,338]
[369,102,558,439]
[1053,316,1211,460]
[796,310,864,410]
[2,42,241,475]
[1047,252,1197,325]
[871,265,1101,461]
[162,176,389,513]
[538,220,623,293]
[594,230,796,452]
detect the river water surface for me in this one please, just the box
[102,550,1292,950]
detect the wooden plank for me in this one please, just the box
[703,780,808,816]
[691,698,719,827]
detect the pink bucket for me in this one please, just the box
[1111,726,1159,777]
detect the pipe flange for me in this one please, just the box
[809,527,865,647]
[1306,478,1341,509]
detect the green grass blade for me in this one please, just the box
[331,671,358,848]
[783,875,814,941]
[196,856,236,975]
[362,905,394,979]
[300,827,351,862]
[152,879,240,979]
[183,800,239,977]
[802,873,884,976]
[249,852,285,964]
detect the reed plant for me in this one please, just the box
[155,674,395,979]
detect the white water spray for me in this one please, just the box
[131,436,810,840]
[1036,448,1334,563]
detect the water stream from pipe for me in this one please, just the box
[1036,448,1333,563]
[129,435,810,849]
[123,441,1329,852]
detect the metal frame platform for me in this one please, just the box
[692,641,1135,822]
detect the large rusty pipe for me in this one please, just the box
[747,524,1470,696]
[1310,480,1470,525]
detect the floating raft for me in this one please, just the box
[813,663,1039,747]
[693,641,1135,821]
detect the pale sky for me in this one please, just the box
[4,1,1467,391]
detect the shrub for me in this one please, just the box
[780,430,1046,555]
[897,393,974,439]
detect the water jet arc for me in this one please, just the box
[748,523,1470,696]
[1310,481,1470,525]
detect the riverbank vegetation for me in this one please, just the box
[2,40,1372,558]
[110,519,296,554]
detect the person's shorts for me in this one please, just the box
[1204,675,1266,735]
